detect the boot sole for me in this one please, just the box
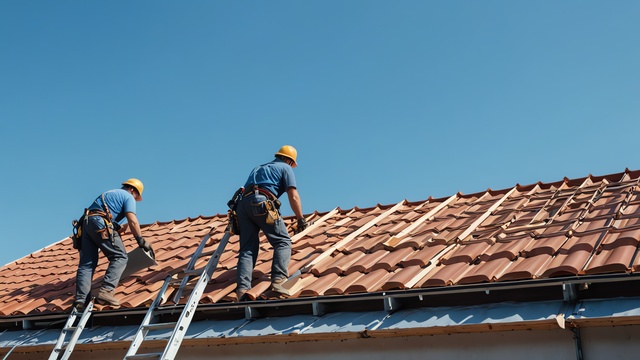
[95,298,121,308]
[270,282,289,295]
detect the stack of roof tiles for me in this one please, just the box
[2,169,640,317]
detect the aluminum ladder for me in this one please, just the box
[122,227,232,360]
[48,299,95,360]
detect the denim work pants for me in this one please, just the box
[75,215,128,303]
[236,193,291,292]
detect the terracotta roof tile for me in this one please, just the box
[201,280,237,303]
[385,235,425,251]
[522,234,567,257]
[440,242,491,265]
[310,251,365,276]
[344,268,395,294]
[399,243,446,268]
[382,265,424,290]
[614,215,640,230]
[420,261,470,287]
[457,257,513,285]
[482,240,524,261]
[300,273,341,297]
[321,273,361,296]
[370,247,415,272]
[499,254,552,281]
[343,249,388,275]
[290,246,318,262]
[4,170,640,316]
[547,250,592,277]
[340,233,388,253]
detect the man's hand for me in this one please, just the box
[136,236,155,259]
[294,218,309,234]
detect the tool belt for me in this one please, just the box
[90,193,120,241]
[243,185,281,224]
[243,185,276,200]
[88,210,109,218]
[88,209,119,233]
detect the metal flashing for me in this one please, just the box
[3,297,640,351]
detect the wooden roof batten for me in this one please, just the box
[405,186,518,289]
[279,201,408,295]
[302,200,407,274]
[291,208,340,242]
[580,176,640,273]
[384,194,458,248]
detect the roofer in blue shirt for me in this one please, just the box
[74,178,154,310]
[236,145,308,301]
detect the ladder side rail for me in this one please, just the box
[172,232,215,301]
[183,233,213,273]
[161,231,232,360]
[48,311,79,360]
[58,301,94,360]
[123,276,174,358]
[172,230,229,303]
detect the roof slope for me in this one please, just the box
[3,169,640,317]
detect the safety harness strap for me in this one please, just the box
[101,193,114,222]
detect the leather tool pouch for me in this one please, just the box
[97,227,110,240]
[71,208,88,250]
[265,200,280,224]
[227,187,244,235]
[229,211,240,235]
[97,220,115,242]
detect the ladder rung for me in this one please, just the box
[156,302,181,310]
[124,352,163,359]
[199,250,216,257]
[169,277,196,287]
[62,326,77,331]
[142,322,177,331]
[183,268,204,276]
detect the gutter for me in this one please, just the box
[3,272,640,326]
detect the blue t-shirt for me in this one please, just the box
[244,158,296,198]
[88,189,137,224]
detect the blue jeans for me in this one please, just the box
[236,193,291,292]
[75,215,128,303]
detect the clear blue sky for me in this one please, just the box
[1,1,640,267]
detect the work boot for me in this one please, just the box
[236,289,250,302]
[270,278,287,295]
[73,300,86,313]
[96,288,120,307]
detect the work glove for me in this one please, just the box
[294,218,309,234]
[136,236,155,259]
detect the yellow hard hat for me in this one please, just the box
[122,178,144,200]
[275,145,298,166]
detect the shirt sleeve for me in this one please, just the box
[282,166,297,190]
[123,194,137,214]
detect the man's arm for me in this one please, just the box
[126,211,154,257]
[286,187,304,219]
[125,212,143,238]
